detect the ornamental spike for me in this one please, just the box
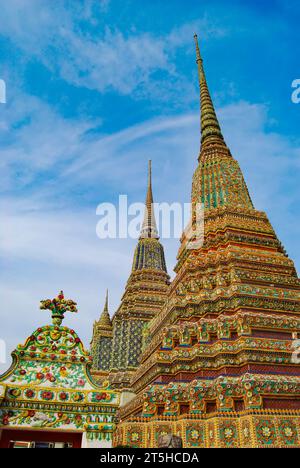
[140,160,159,239]
[194,34,226,150]
[98,289,112,328]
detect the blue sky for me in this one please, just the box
[0,0,299,372]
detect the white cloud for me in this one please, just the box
[0,88,99,193]
[0,1,226,99]
[219,102,300,210]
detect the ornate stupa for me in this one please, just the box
[114,36,300,449]
[91,161,170,390]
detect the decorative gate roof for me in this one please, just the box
[0,292,120,445]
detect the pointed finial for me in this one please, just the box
[98,289,112,328]
[193,33,202,63]
[148,160,152,189]
[194,34,226,150]
[104,289,108,312]
[40,291,77,326]
[140,160,159,239]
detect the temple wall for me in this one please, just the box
[82,432,112,448]
[85,439,112,448]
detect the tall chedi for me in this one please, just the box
[115,36,300,449]
[91,162,170,390]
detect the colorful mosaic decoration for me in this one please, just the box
[90,290,113,373]
[113,35,300,448]
[0,294,120,447]
[114,414,300,448]
[91,161,170,389]
[40,291,77,326]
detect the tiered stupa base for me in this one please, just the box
[114,408,300,448]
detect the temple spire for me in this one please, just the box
[194,34,226,149]
[98,289,111,328]
[140,160,159,239]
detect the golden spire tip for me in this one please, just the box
[148,160,152,187]
[194,33,202,63]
